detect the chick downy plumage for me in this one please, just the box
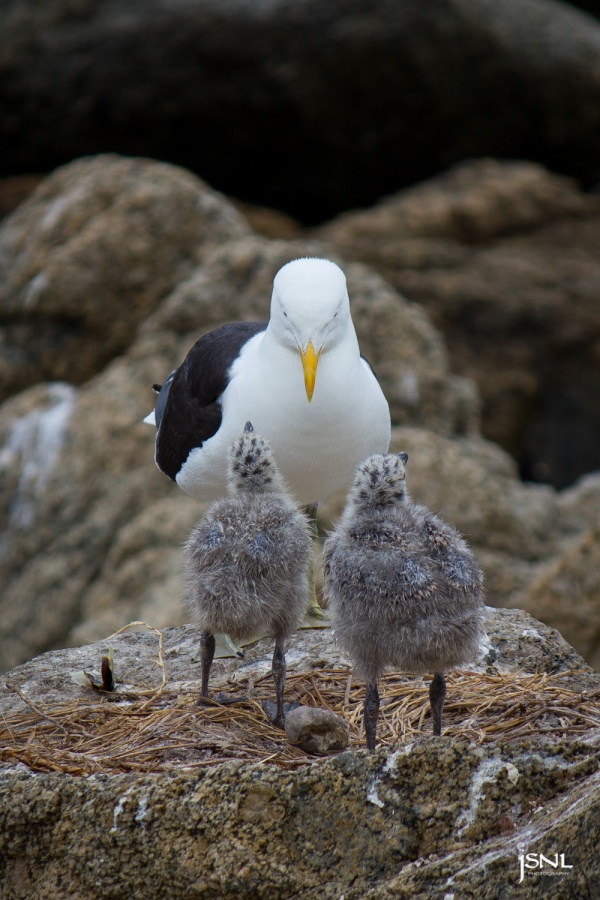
[184,422,311,727]
[323,452,485,750]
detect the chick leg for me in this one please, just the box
[429,671,446,736]
[198,632,215,703]
[364,682,380,752]
[271,637,287,729]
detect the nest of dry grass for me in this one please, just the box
[2,623,598,776]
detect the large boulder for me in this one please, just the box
[510,472,600,669]
[0,351,192,672]
[0,609,598,898]
[317,159,600,488]
[2,1,600,220]
[0,155,249,402]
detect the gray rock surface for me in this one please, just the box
[0,608,598,898]
[509,521,600,670]
[3,1,600,220]
[316,159,600,488]
[1,738,597,899]
[0,155,249,401]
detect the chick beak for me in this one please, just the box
[299,341,321,402]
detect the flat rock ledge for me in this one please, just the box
[1,607,598,899]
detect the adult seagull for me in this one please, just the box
[145,257,391,613]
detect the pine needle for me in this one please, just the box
[1,667,598,775]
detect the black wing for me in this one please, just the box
[153,369,176,430]
[154,321,267,481]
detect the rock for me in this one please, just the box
[0,608,590,720]
[557,470,600,534]
[0,609,598,898]
[0,173,42,221]
[285,706,350,755]
[317,159,600,488]
[1,739,597,898]
[385,427,559,565]
[482,606,592,676]
[0,352,197,672]
[232,200,303,239]
[3,2,600,220]
[0,155,249,402]
[510,524,600,670]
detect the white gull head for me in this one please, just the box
[269,258,353,401]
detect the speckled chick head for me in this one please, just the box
[228,422,285,494]
[347,452,410,511]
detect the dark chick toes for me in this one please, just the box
[197,691,249,708]
[429,671,446,736]
[213,691,248,705]
[262,699,300,728]
[261,699,283,728]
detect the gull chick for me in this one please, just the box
[184,422,311,727]
[323,452,485,750]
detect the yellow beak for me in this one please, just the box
[299,341,321,402]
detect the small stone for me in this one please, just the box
[285,706,349,755]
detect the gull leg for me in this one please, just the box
[364,682,380,752]
[271,637,287,729]
[304,503,326,620]
[429,671,446,736]
[198,632,216,704]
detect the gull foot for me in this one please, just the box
[301,601,331,628]
[215,633,245,659]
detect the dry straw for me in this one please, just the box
[1,624,598,775]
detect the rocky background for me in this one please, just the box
[1,154,600,677]
[0,0,599,671]
[3,0,600,221]
[1,2,600,895]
